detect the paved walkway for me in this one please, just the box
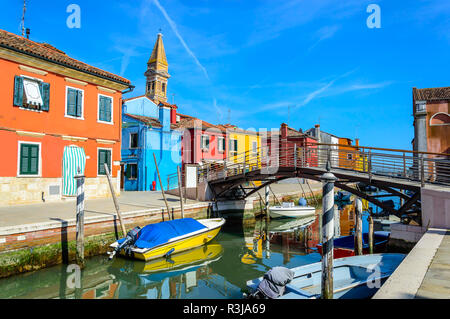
[0,181,322,230]
[373,228,450,299]
[416,230,450,298]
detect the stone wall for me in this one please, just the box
[0,176,120,206]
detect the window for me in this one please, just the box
[98,94,112,123]
[66,87,83,118]
[229,139,238,155]
[347,153,353,160]
[252,141,258,154]
[19,143,40,176]
[201,135,210,150]
[162,83,166,94]
[218,137,225,153]
[151,81,155,92]
[130,133,138,148]
[126,163,138,180]
[98,149,112,175]
[13,75,50,111]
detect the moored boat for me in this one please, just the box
[246,253,405,299]
[269,202,316,219]
[109,217,225,261]
[316,231,390,258]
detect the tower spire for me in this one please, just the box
[145,33,170,103]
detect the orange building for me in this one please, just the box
[0,29,132,205]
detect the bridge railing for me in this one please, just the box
[198,142,450,186]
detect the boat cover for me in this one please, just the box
[118,218,207,250]
[257,266,295,299]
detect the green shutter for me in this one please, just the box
[99,96,105,121]
[13,76,24,107]
[98,149,111,175]
[104,97,111,122]
[40,82,50,111]
[20,144,39,175]
[76,90,83,117]
[67,88,77,116]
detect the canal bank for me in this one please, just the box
[0,183,322,278]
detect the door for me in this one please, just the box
[62,145,86,196]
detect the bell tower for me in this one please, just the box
[145,33,170,103]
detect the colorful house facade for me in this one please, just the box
[121,96,181,191]
[0,29,132,205]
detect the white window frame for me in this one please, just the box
[252,141,258,154]
[17,140,42,177]
[201,135,210,151]
[127,163,138,180]
[230,139,238,155]
[97,93,114,125]
[129,132,139,149]
[97,147,113,177]
[218,136,225,153]
[65,85,85,120]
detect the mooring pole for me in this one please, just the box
[265,185,270,217]
[74,168,85,267]
[354,198,363,255]
[153,153,171,219]
[368,213,374,254]
[177,166,185,219]
[320,161,337,299]
[104,164,127,238]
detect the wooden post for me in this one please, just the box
[368,214,374,254]
[368,150,372,182]
[354,198,363,256]
[75,169,85,267]
[320,161,337,299]
[153,153,171,219]
[268,185,281,206]
[177,166,185,219]
[403,152,407,178]
[104,164,127,238]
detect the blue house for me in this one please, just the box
[121,96,182,191]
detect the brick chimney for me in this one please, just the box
[314,124,321,142]
[281,123,288,139]
[355,138,359,147]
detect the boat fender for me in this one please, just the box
[257,266,295,299]
[298,197,307,206]
[164,248,175,259]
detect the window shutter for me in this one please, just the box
[40,82,50,111]
[20,144,39,175]
[76,90,83,117]
[13,76,24,107]
[104,97,111,122]
[29,145,39,174]
[67,88,77,116]
[99,96,105,121]
[20,144,29,174]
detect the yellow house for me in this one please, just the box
[218,124,261,183]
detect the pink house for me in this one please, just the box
[172,113,227,167]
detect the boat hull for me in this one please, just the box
[246,253,405,299]
[316,232,390,258]
[110,218,225,261]
[269,206,316,219]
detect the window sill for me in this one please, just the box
[19,106,43,113]
[65,115,85,120]
[97,120,114,125]
[17,174,41,178]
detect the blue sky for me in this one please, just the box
[1,0,449,150]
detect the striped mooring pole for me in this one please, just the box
[264,185,270,217]
[74,167,85,267]
[320,161,337,299]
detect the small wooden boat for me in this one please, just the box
[246,253,405,299]
[316,231,390,258]
[109,218,225,261]
[269,202,316,219]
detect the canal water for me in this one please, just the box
[0,191,396,299]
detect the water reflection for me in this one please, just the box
[0,199,384,299]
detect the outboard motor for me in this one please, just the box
[108,226,141,260]
[247,266,294,299]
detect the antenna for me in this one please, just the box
[171,93,175,105]
[288,105,291,127]
[20,0,27,37]
[227,109,231,124]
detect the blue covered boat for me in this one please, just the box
[246,253,405,299]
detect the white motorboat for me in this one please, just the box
[269,202,316,219]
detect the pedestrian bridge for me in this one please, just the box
[198,143,450,225]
